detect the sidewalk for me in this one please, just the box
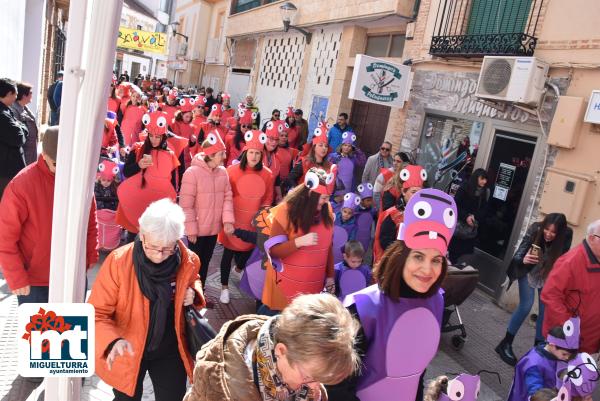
[0,244,548,401]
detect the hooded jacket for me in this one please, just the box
[180,155,235,237]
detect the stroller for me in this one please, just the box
[97,209,122,251]
[441,264,479,350]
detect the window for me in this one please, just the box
[137,25,142,30]
[365,34,406,58]
[467,0,533,35]
[231,0,277,15]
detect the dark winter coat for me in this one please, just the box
[0,102,28,179]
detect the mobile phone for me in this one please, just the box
[529,244,541,257]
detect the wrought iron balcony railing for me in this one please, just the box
[429,0,544,58]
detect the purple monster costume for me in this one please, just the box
[355,182,375,251]
[334,262,371,301]
[438,374,481,401]
[328,131,363,196]
[344,188,458,401]
[560,352,599,398]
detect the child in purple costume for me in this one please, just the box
[334,240,372,299]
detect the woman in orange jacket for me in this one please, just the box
[260,166,337,314]
[88,199,205,401]
[218,129,274,304]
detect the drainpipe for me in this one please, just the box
[45,1,123,398]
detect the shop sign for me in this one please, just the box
[349,55,411,108]
[492,163,516,201]
[584,90,600,124]
[426,77,538,124]
[117,27,166,55]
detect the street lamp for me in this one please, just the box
[280,2,312,44]
[169,21,189,43]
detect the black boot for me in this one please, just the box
[495,339,517,366]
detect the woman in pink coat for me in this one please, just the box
[179,131,234,286]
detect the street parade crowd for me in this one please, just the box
[1,74,600,401]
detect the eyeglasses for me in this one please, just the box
[141,236,177,256]
[380,147,391,151]
[593,234,600,240]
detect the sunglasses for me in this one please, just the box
[380,147,391,151]
[241,124,251,129]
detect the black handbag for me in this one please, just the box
[185,306,216,357]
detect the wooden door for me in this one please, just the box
[350,99,391,157]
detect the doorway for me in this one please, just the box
[130,62,141,80]
[350,99,391,156]
[470,129,537,294]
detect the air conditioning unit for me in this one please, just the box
[475,56,549,106]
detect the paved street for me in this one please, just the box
[0,243,538,401]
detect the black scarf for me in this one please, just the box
[132,236,181,352]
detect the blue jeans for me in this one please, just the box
[257,304,281,317]
[50,110,60,126]
[17,286,49,305]
[507,275,545,342]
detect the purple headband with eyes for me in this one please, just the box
[547,316,580,350]
[565,352,600,397]
[341,131,357,145]
[342,192,361,212]
[438,374,481,401]
[356,182,374,199]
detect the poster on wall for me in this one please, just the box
[117,27,166,54]
[348,55,411,108]
[308,96,329,139]
[492,163,516,201]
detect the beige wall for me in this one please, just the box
[226,0,414,37]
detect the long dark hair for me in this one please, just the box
[284,185,333,233]
[138,134,169,188]
[374,241,448,300]
[465,168,488,197]
[239,149,263,171]
[285,116,296,128]
[533,213,569,277]
[234,123,245,151]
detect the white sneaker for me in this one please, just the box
[220,289,230,304]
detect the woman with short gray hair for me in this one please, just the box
[89,198,206,400]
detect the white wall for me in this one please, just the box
[0,1,26,79]
[22,0,47,116]
[122,53,151,77]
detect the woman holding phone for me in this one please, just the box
[495,213,573,366]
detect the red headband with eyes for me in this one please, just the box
[304,164,337,195]
[142,111,169,136]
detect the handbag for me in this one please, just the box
[185,306,217,357]
[454,220,478,240]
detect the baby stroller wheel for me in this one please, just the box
[451,334,465,350]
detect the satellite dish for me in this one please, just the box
[155,11,169,26]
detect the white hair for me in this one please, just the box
[587,219,600,236]
[138,198,185,244]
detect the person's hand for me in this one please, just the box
[295,233,318,248]
[466,215,476,227]
[13,285,31,296]
[119,147,127,157]
[138,156,153,169]
[325,278,335,295]
[187,235,197,244]
[183,287,195,306]
[106,339,134,370]
[523,252,539,265]
[224,223,234,235]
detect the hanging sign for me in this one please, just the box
[117,27,167,54]
[348,54,411,108]
[492,163,516,201]
[584,90,600,124]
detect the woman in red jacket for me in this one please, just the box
[171,97,197,170]
[218,129,274,304]
[263,120,282,204]
[116,111,180,241]
[180,132,234,286]
[225,107,254,166]
[284,106,300,149]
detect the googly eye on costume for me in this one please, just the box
[179,99,185,106]
[277,124,284,133]
[142,114,151,125]
[266,121,274,130]
[354,197,361,206]
[342,132,349,139]
[351,134,357,142]
[568,367,583,386]
[207,134,218,145]
[357,184,364,192]
[258,133,268,144]
[112,166,120,175]
[413,201,432,219]
[420,169,428,181]
[202,97,207,104]
[344,193,352,201]
[244,131,253,141]
[239,109,246,117]
[189,98,196,105]
[313,128,322,137]
[367,183,373,190]
[443,208,456,228]
[582,353,598,371]
[564,320,575,337]
[211,104,218,112]
[304,172,320,190]
[326,123,332,129]
[400,168,410,181]
[156,116,167,128]
[251,112,257,119]
[325,172,334,185]
[318,121,324,128]
[284,123,289,129]
[98,163,106,171]
[447,378,465,401]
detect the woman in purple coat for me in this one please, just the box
[327,188,458,401]
[328,130,365,196]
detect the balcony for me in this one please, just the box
[429,0,544,58]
